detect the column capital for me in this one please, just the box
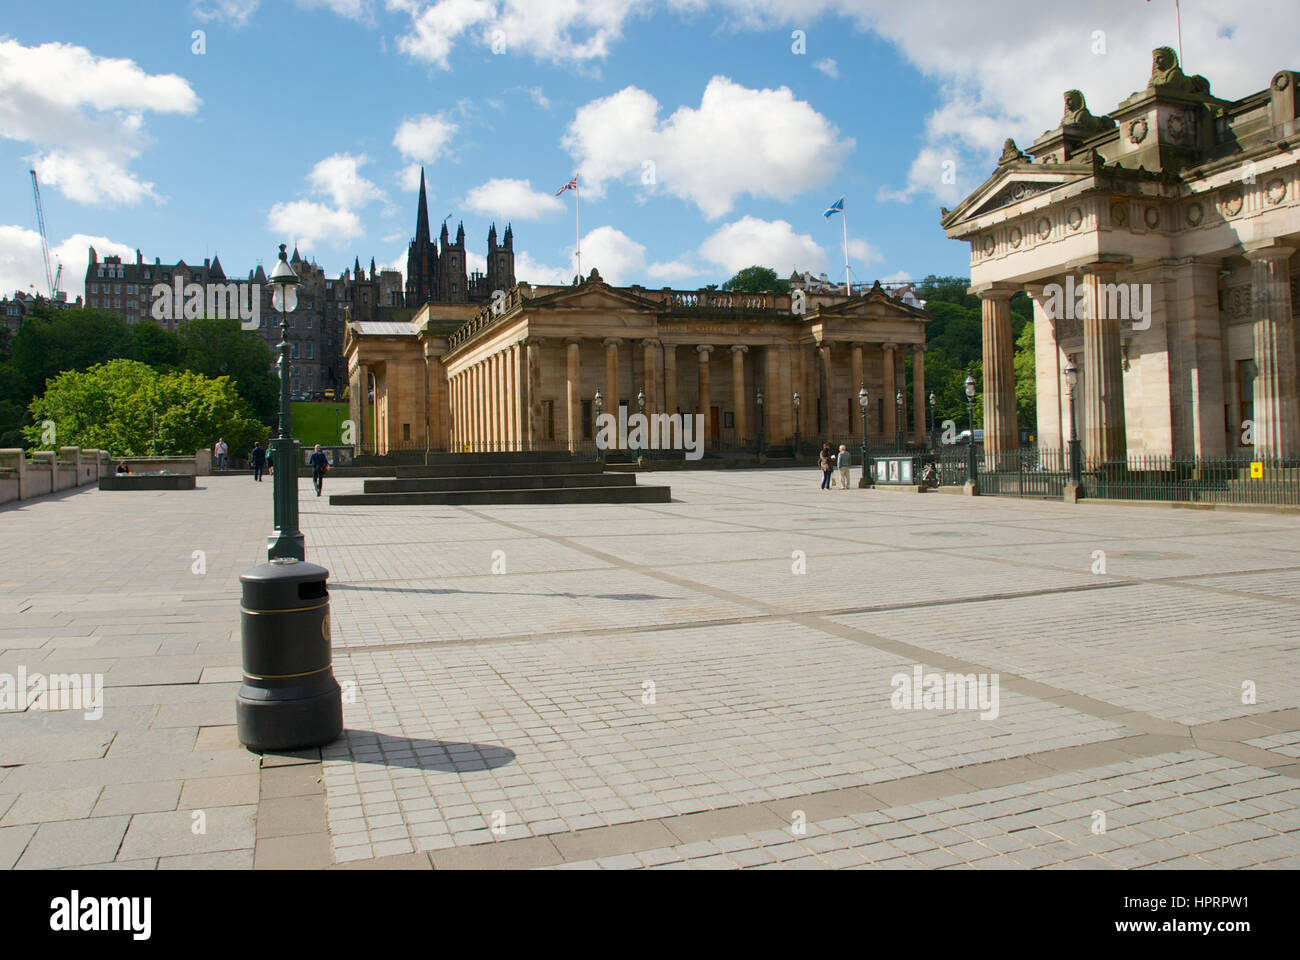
[1244,241,1296,263]
[1063,254,1132,275]
[641,338,662,348]
[602,337,625,348]
[696,344,714,356]
[881,342,899,353]
[729,343,749,354]
[911,342,927,354]
[522,336,545,347]
[969,282,1019,301]
[564,336,583,346]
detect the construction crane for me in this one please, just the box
[30,169,62,300]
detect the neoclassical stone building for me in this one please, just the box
[943,48,1300,461]
[344,272,929,455]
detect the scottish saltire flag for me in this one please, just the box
[823,196,844,219]
[556,176,579,196]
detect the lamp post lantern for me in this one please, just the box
[895,389,904,449]
[756,387,764,458]
[594,389,605,465]
[267,243,305,561]
[1064,362,1082,487]
[928,391,936,449]
[793,391,801,457]
[964,373,978,495]
[858,384,871,487]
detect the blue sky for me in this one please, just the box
[0,0,1291,300]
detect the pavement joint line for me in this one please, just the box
[403,717,1296,870]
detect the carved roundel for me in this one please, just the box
[1009,226,1023,249]
[1067,207,1083,231]
[1266,178,1286,205]
[1128,118,1149,144]
[1144,206,1160,229]
[1166,113,1187,143]
[1110,202,1129,227]
[1036,217,1051,240]
[981,235,995,256]
[1275,72,1291,91]
[1219,188,1244,217]
[1186,202,1204,226]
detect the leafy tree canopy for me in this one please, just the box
[177,317,278,421]
[24,358,264,458]
[721,266,790,294]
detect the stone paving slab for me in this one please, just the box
[3,471,1300,870]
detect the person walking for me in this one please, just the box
[214,438,228,471]
[819,443,834,490]
[309,444,329,497]
[837,444,852,490]
[250,442,266,482]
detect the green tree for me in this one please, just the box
[3,307,132,405]
[25,358,262,457]
[1013,318,1036,435]
[129,320,184,369]
[721,266,790,294]
[176,317,278,421]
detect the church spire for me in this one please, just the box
[415,167,431,246]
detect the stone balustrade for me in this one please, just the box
[0,447,218,505]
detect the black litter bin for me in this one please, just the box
[236,558,343,751]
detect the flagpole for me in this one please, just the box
[842,200,851,296]
[1176,0,1183,68]
[576,176,582,280]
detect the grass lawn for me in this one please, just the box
[290,402,350,447]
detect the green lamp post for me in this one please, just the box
[858,383,871,487]
[267,244,305,561]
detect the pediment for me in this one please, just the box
[527,282,662,312]
[814,286,927,321]
[946,166,1091,228]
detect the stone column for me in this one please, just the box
[697,345,713,444]
[566,338,582,452]
[804,346,819,440]
[642,339,659,416]
[526,339,543,450]
[1246,243,1299,460]
[978,287,1019,462]
[881,343,897,444]
[730,345,748,443]
[1081,267,1127,463]
[663,343,678,415]
[355,363,369,454]
[912,344,926,444]
[850,343,864,436]
[604,338,622,445]
[817,343,833,440]
[1025,283,1063,452]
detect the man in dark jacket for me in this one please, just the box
[251,443,267,482]
[309,444,329,497]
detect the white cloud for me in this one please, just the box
[564,76,852,220]
[698,216,827,277]
[813,58,839,78]
[464,178,563,220]
[392,112,458,163]
[392,0,644,68]
[267,201,364,249]
[0,225,135,302]
[514,250,571,285]
[192,0,261,25]
[398,164,425,191]
[0,39,200,206]
[580,226,645,285]
[646,260,700,284]
[308,154,382,210]
[299,0,375,21]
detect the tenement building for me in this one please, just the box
[943,48,1300,461]
[343,270,929,456]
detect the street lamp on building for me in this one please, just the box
[267,244,305,561]
[964,373,977,495]
[1064,361,1081,486]
[594,389,604,465]
[793,391,801,457]
[756,387,765,458]
[858,384,870,487]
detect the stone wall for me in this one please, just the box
[0,447,203,505]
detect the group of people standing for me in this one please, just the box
[211,439,329,496]
[818,443,853,490]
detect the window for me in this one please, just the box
[127,284,135,294]
[144,270,150,280]
[306,343,313,359]
[97,268,104,278]
[90,283,98,294]
[292,343,300,358]
[542,400,555,440]
[306,316,312,329]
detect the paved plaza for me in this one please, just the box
[1,471,1299,870]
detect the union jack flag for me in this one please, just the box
[555,176,578,196]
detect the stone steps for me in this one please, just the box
[330,485,670,506]
[365,473,638,493]
[395,460,604,478]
